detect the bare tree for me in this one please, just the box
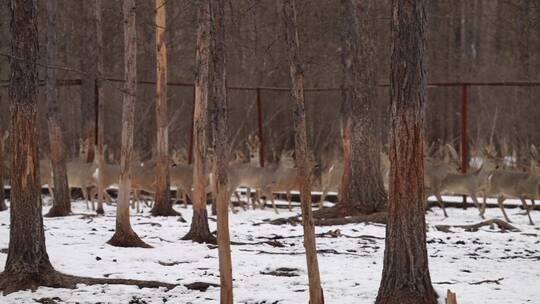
[107,0,151,248]
[151,0,178,217]
[80,0,97,163]
[280,0,324,303]
[0,0,60,292]
[45,0,71,217]
[182,0,215,244]
[95,0,105,215]
[375,1,437,303]
[317,0,387,219]
[209,0,233,301]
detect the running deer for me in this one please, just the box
[424,144,462,217]
[169,148,215,209]
[487,145,539,225]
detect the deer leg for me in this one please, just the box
[233,190,245,211]
[434,193,448,217]
[470,193,485,219]
[318,190,327,210]
[480,193,488,219]
[497,195,511,223]
[83,187,94,211]
[519,197,534,225]
[245,187,252,208]
[285,190,293,211]
[181,190,188,208]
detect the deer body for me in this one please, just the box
[488,169,539,225]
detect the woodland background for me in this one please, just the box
[0,0,539,161]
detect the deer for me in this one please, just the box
[37,158,57,202]
[487,145,539,225]
[317,149,343,209]
[423,144,463,217]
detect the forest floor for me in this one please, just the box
[0,196,538,304]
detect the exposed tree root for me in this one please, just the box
[270,211,387,226]
[0,269,181,295]
[150,202,182,217]
[435,219,520,233]
[107,230,152,248]
[181,231,217,245]
[182,210,216,244]
[44,206,71,217]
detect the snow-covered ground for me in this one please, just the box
[0,198,538,304]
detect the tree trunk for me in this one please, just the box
[80,0,96,163]
[151,0,177,217]
[0,0,65,293]
[95,0,105,215]
[209,0,233,302]
[281,1,324,303]
[182,0,215,244]
[107,0,151,248]
[327,0,387,218]
[45,0,71,218]
[0,128,6,212]
[375,1,437,304]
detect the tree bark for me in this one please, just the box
[45,0,71,218]
[375,1,437,304]
[209,0,233,302]
[326,0,387,218]
[280,1,324,303]
[80,0,97,163]
[182,0,215,244]
[151,0,177,217]
[0,0,64,293]
[107,0,151,248]
[95,0,105,215]
[0,128,6,212]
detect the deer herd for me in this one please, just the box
[1,130,539,225]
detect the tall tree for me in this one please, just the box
[44,0,71,217]
[280,0,324,303]
[95,0,105,215]
[182,0,215,244]
[107,0,151,248]
[0,0,62,293]
[319,0,387,219]
[209,0,233,301]
[375,1,437,303]
[80,0,97,163]
[151,0,177,217]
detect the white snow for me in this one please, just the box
[0,197,538,304]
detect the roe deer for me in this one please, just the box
[487,145,539,225]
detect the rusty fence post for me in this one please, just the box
[460,84,468,209]
[256,88,265,167]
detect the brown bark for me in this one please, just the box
[0,0,60,293]
[375,1,437,304]
[151,0,177,217]
[95,0,105,215]
[107,0,151,248]
[330,0,387,217]
[182,0,215,244]
[281,1,324,303]
[80,0,96,163]
[209,0,233,302]
[45,0,71,218]
[0,129,6,212]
